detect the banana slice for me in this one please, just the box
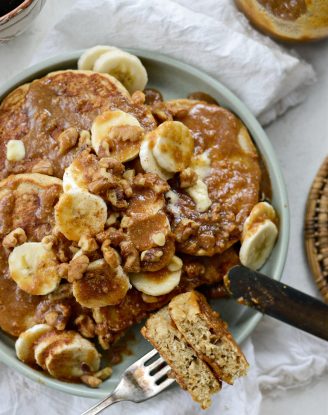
[45,332,100,380]
[72,260,130,308]
[237,125,257,156]
[15,324,53,364]
[55,191,107,241]
[93,49,148,93]
[185,179,212,213]
[152,121,194,173]
[139,136,173,180]
[242,201,277,241]
[8,242,60,295]
[35,331,100,380]
[78,45,119,70]
[239,219,278,270]
[63,161,88,193]
[130,263,181,296]
[91,109,144,162]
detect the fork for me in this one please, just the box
[81,349,175,414]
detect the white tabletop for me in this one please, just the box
[1,1,328,413]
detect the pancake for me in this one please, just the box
[0,70,156,180]
[0,173,62,336]
[165,99,261,256]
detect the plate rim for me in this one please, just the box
[0,49,290,399]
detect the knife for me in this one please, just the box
[226,265,328,341]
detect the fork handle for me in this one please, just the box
[81,391,123,415]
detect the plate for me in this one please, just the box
[0,49,289,398]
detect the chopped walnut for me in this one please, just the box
[67,255,89,282]
[78,130,91,147]
[152,102,173,123]
[94,366,112,380]
[96,227,125,245]
[57,263,69,279]
[120,240,140,272]
[74,314,96,338]
[58,127,79,155]
[32,160,54,176]
[41,234,56,250]
[81,375,102,388]
[106,188,128,209]
[131,90,146,105]
[78,235,98,252]
[2,227,26,249]
[106,212,120,226]
[120,215,133,228]
[199,233,216,250]
[133,173,170,194]
[174,218,199,243]
[99,157,125,175]
[121,179,133,198]
[180,168,198,188]
[43,303,71,330]
[88,176,117,194]
[101,240,121,268]
[123,169,135,182]
[140,248,163,263]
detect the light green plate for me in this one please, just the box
[0,50,289,398]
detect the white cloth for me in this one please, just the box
[34,0,316,125]
[0,1,327,414]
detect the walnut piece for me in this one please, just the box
[175,218,199,243]
[78,235,98,252]
[78,130,91,147]
[74,314,96,338]
[131,90,145,105]
[133,173,170,194]
[140,248,163,263]
[180,168,198,188]
[2,228,26,249]
[32,160,54,176]
[43,303,71,330]
[67,255,89,282]
[120,240,140,272]
[81,375,102,388]
[101,240,121,268]
[58,127,79,155]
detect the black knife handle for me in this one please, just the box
[228,265,328,341]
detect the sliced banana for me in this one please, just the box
[242,201,277,241]
[78,45,119,70]
[130,266,181,296]
[63,161,88,193]
[15,324,53,364]
[139,136,173,180]
[152,121,194,173]
[55,191,107,241]
[73,261,130,308]
[237,125,257,156]
[8,242,60,295]
[91,109,144,162]
[185,179,212,213]
[45,332,100,380]
[93,49,148,93]
[34,331,100,380]
[239,219,278,270]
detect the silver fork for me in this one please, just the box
[81,349,175,415]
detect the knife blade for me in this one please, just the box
[226,265,328,341]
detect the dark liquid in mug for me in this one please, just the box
[0,0,25,17]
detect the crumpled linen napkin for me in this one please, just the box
[0,1,327,415]
[35,0,316,125]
